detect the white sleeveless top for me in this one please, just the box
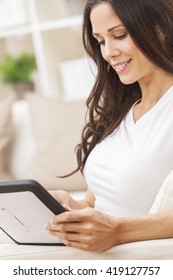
[84,86,173,217]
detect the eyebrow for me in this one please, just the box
[93,24,124,36]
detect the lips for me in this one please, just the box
[112,59,132,74]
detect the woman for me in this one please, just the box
[47,0,173,252]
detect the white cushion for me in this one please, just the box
[24,94,87,192]
[149,170,173,213]
[10,100,36,179]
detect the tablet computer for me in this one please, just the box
[0,179,66,245]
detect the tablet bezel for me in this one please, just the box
[0,179,66,245]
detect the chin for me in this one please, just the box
[120,80,135,85]
[119,76,137,85]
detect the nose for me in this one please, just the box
[103,41,121,62]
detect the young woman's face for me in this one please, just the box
[90,2,158,85]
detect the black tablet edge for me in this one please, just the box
[0,227,65,246]
[0,179,66,215]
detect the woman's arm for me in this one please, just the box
[117,210,173,245]
[47,207,173,252]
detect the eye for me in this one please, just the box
[114,32,128,40]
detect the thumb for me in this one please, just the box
[62,204,72,211]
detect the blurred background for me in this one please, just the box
[0,0,96,101]
[0,0,97,187]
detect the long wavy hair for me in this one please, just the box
[74,0,173,174]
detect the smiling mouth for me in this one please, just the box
[112,59,132,74]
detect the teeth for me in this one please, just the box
[115,62,128,71]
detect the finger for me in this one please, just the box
[48,228,76,239]
[48,221,90,235]
[62,204,72,211]
[59,238,81,248]
[54,236,93,252]
[49,230,84,243]
[52,207,93,224]
[52,212,82,224]
[48,229,97,251]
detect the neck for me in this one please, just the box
[133,72,173,122]
[139,71,173,105]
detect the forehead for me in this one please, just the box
[90,2,123,34]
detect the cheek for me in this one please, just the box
[122,36,138,55]
[123,41,136,55]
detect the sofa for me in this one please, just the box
[0,93,173,260]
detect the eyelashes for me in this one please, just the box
[115,32,128,40]
[95,32,128,46]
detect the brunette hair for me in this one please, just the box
[74,0,173,174]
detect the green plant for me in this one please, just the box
[0,53,37,84]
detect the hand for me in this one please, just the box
[49,190,71,206]
[47,207,119,252]
[49,190,87,210]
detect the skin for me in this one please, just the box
[47,3,173,251]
